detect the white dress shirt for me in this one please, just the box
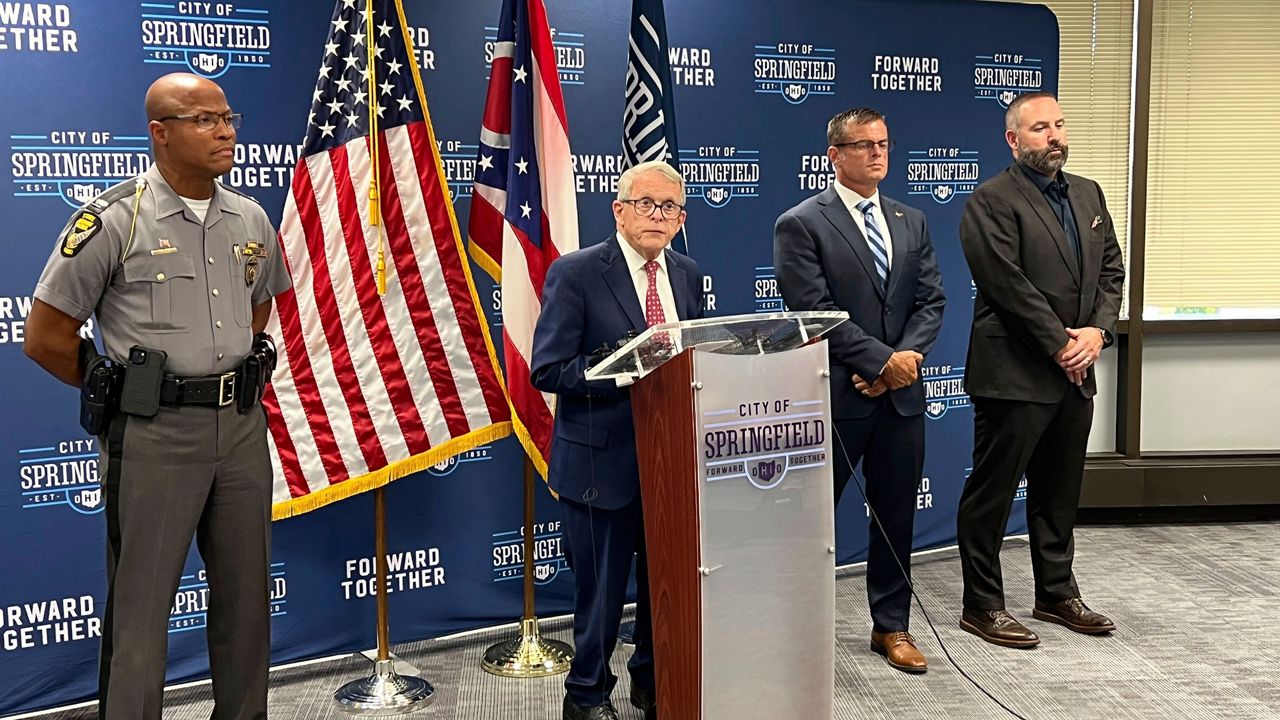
[616,232,678,325]
[832,181,893,268]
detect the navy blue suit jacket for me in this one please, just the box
[531,235,704,510]
[774,187,946,420]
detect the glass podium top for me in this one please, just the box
[584,311,847,382]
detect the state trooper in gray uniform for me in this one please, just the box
[24,73,290,720]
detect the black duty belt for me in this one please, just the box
[159,371,239,407]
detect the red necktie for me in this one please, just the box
[644,260,666,327]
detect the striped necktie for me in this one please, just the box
[856,199,889,292]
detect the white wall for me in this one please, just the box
[1140,333,1280,452]
[1088,351,1118,453]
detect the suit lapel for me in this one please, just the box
[1066,177,1100,323]
[1010,166,1081,286]
[664,249,692,320]
[600,236,647,331]
[819,188,885,300]
[881,197,911,298]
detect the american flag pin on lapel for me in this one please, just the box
[1091,215,1102,229]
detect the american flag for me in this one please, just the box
[468,0,579,477]
[264,0,512,518]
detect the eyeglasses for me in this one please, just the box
[833,139,894,153]
[157,112,243,132]
[620,197,685,220]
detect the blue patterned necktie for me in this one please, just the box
[856,199,889,292]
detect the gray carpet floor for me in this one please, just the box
[25,521,1280,719]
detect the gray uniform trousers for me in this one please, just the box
[97,402,272,720]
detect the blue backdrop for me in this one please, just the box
[0,0,1055,714]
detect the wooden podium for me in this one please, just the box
[587,312,845,720]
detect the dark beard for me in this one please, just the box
[1017,142,1069,175]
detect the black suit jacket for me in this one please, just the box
[530,235,704,510]
[774,187,946,420]
[959,163,1125,403]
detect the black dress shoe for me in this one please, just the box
[630,684,657,720]
[1033,597,1116,634]
[960,609,1040,648]
[563,696,620,720]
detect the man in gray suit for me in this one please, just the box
[774,107,945,673]
[956,92,1125,648]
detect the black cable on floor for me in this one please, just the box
[833,431,1032,720]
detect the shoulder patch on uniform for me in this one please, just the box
[216,182,261,204]
[60,211,102,257]
[85,178,144,214]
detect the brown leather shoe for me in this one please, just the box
[1033,597,1116,634]
[870,630,928,673]
[960,609,1040,648]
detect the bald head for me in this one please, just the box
[145,73,236,198]
[145,73,226,121]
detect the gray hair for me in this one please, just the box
[827,107,886,146]
[617,160,686,204]
[1005,91,1058,132]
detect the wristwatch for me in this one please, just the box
[1095,327,1114,348]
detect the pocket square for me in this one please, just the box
[1091,215,1102,229]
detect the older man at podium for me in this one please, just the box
[531,160,705,720]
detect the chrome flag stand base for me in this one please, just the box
[334,657,435,716]
[481,617,574,677]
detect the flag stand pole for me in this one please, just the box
[334,487,436,715]
[481,457,574,676]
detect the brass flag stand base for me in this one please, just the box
[481,616,574,677]
[333,488,436,716]
[481,458,574,678]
